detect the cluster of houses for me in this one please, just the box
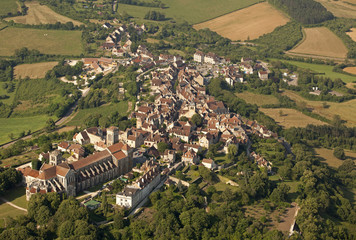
[16,43,280,207]
[193,51,271,85]
[82,57,118,75]
[101,23,146,57]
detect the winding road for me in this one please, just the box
[0,197,27,212]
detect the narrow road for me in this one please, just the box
[0,197,27,212]
[1,87,90,149]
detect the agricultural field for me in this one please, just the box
[314,0,356,19]
[347,28,356,42]
[0,0,19,17]
[0,27,83,56]
[259,108,326,128]
[288,27,348,59]
[6,2,83,25]
[14,61,58,79]
[343,67,356,75]
[235,91,279,106]
[275,59,356,83]
[117,0,263,24]
[67,101,128,127]
[315,148,356,168]
[193,2,289,41]
[0,115,49,145]
[282,90,356,127]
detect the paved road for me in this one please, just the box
[0,197,27,212]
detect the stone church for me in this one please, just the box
[21,142,133,200]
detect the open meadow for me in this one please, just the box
[6,2,83,25]
[14,61,58,79]
[118,0,262,24]
[315,148,356,168]
[260,108,326,128]
[193,2,289,41]
[235,91,279,106]
[282,90,356,127]
[275,59,356,83]
[343,67,356,75]
[0,27,83,56]
[347,28,356,42]
[314,0,356,19]
[0,115,49,145]
[288,27,348,59]
[0,0,19,17]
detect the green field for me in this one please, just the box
[0,0,19,17]
[0,27,83,56]
[118,0,262,24]
[0,187,27,228]
[0,115,49,145]
[274,59,356,83]
[67,101,128,126]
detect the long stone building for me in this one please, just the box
[21,142,133,200]
[116,160,161,208]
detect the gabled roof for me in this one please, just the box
[70,150,111,170]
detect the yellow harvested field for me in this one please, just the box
[347,28,356,42]
[315,0,356,19]
[282,90,356,127]
[344,67,356,75]
[260,108,326,128]
[315,148,356,168]
[235,92,279,106]
[14,62,58,79]
[193,2,289,41]
[6,2,82,26]
[289,27,348,59]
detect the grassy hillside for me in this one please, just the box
[0,115,49,144]
[67,101,128,127]
[0,27,83,56]
[0,0,19,17]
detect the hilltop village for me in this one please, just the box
[18,25,280,212]
[1,0,356,237]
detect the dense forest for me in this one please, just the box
[268,0,334,24]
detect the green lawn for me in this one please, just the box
[273,59,356,83]
[3,187,27,209]
[0,187,27,228]
[214,153,232,165]
[0,115,50,145]
[118,0,262,24]
[0,0,18,17]
[67,101,128,127]
[0,27,83,56]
